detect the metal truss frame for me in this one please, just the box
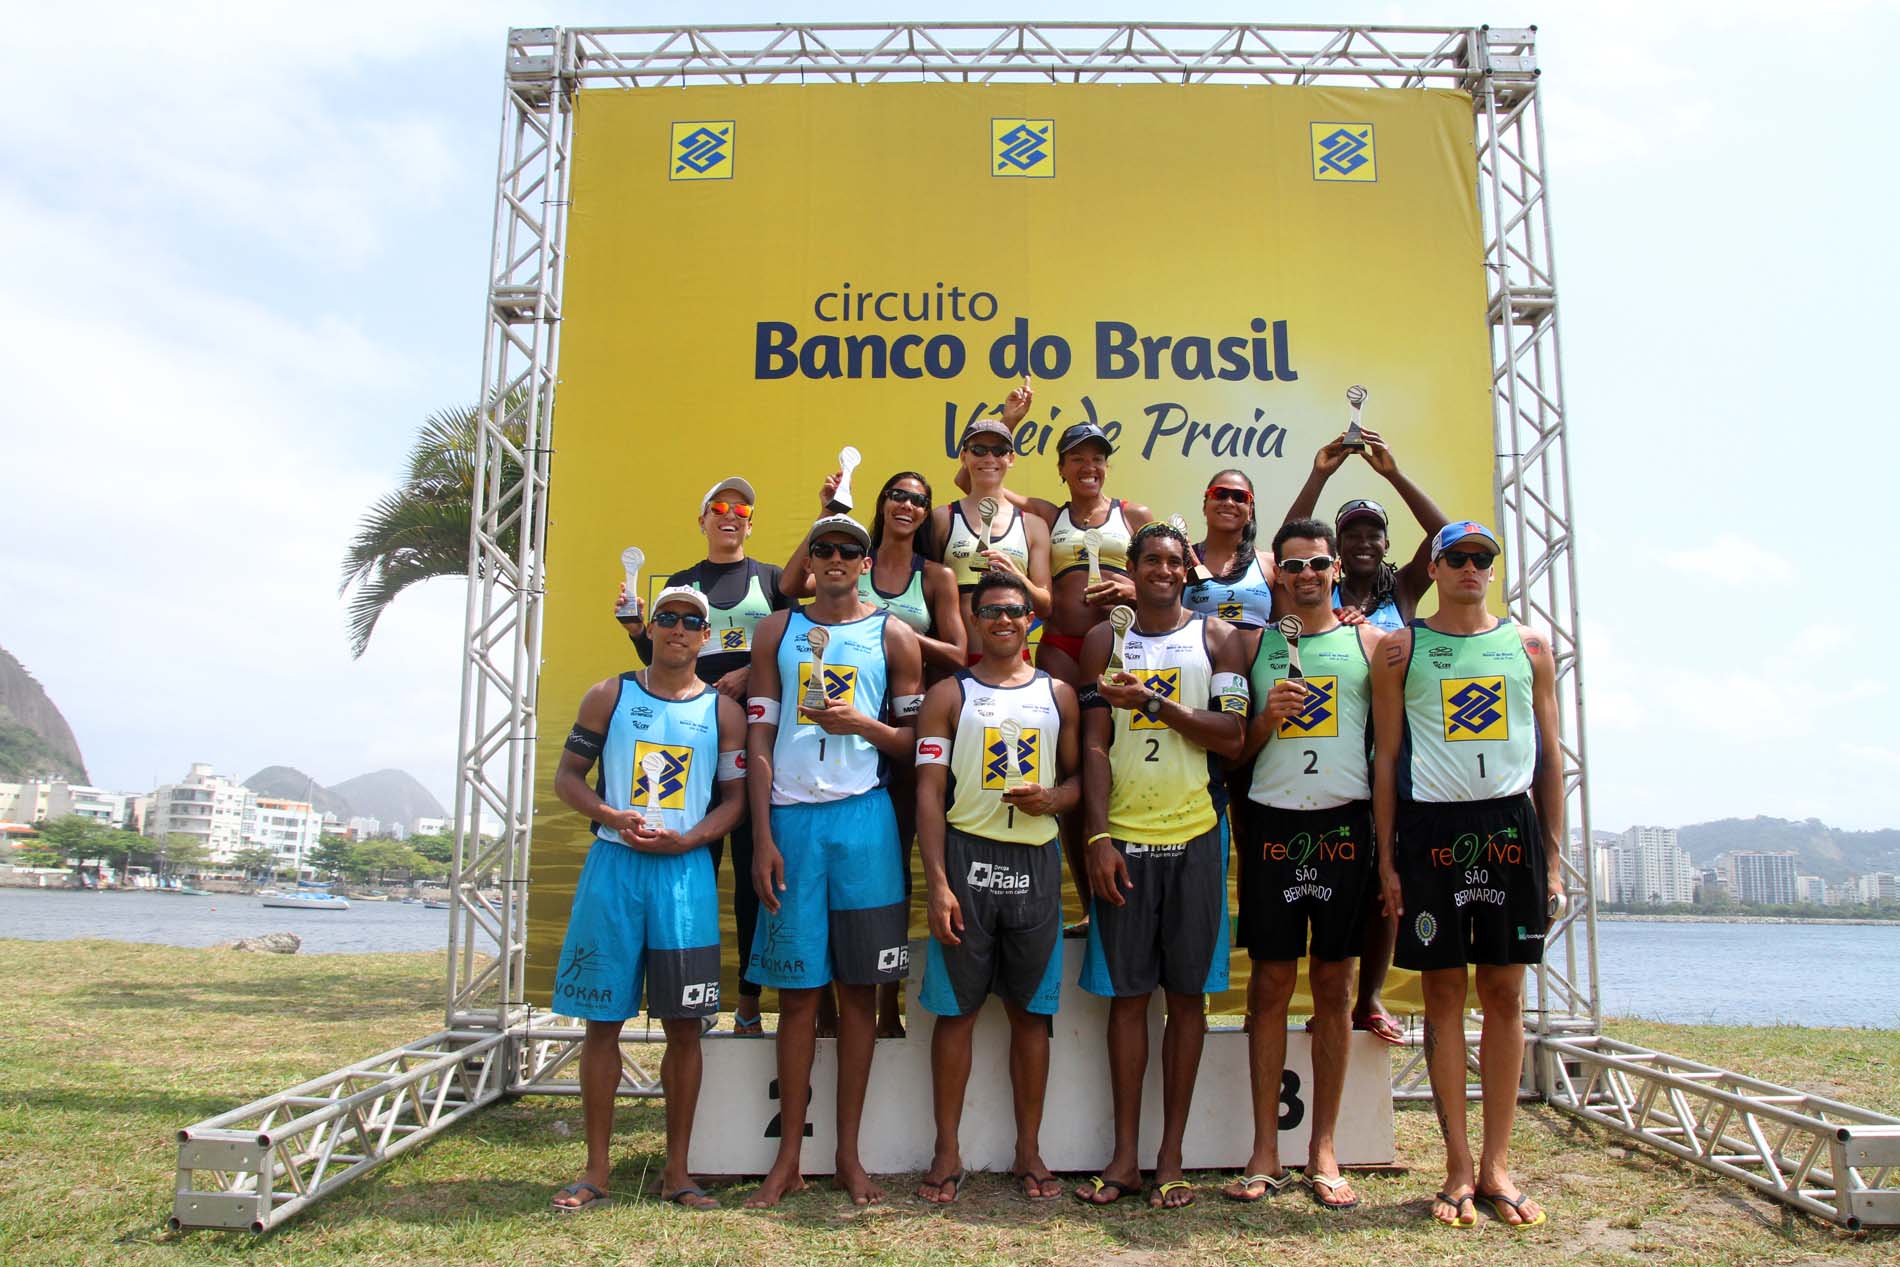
[169,21,1874,1235]
[1544,1036,1900,1230]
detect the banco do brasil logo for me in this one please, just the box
[1279,675,1339,738]
[1310,122,1376,183]
[992,119,1055,178]
[670,121,734,181]
[1441,677,1508,741]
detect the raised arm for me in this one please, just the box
[1281,433,1353,523]
[1357,431,1451,605]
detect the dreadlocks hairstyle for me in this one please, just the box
[867,471,935,561]
[1203,468,1259,581]
[1130,518,1192,566]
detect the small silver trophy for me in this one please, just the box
[1277,614,1305,679]
[615,546,646,621]
[1342,384,1369,453]
[976,496,1000,555]
[1171,513,1214,583]
[997,718,1026,790]
[639,751,667,815]
[1083,528,1103,586]
[1104,605,1135,681]
[801,626,832,711]
[827,445,862,514]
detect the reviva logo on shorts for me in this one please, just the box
[1430,828,1522,869]
[1261,827,1354,865]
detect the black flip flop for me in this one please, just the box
[1074,1175,1139,1205]
[1013,1171,1062,1202]
[915,1171,964,1205]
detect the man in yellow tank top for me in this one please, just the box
[912,571,1081,1204]
[1073,521,1249,1209]
[1371,521,1565,1230]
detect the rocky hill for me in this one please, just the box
[1679,816,1900,883]
[242,766,446,830]
[0,646,87,784]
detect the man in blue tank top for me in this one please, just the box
[549,587,749,1212]
[743,514,925,1208]
[1371,522,1565,1230]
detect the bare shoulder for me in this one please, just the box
[714,691,747,729]
[1377,626,1414,670]
[1049,675,1080,709]
[1518,624,1555,663]
[923,558,956,586]
[1121,500,1154,528]
[1357,623,1386,657]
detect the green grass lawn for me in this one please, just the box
[1,938,1893,1265]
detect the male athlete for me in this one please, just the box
[744,514,925,1207]
[549,586,748,1212]
[1074,520,1249,1209]
[1224,518,1384,1209]
[1372,521,1564,1229]
[913,570,1081,1204]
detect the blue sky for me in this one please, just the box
[5,2,1896,831]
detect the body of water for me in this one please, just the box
[2,888,1894,1027]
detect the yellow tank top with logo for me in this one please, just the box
[946,670,1061,845]
[1049,499,1132,578]
[943,500,1030,589]
[1108,614,1218,844]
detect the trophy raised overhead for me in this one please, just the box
[827,445,862,514]
[615,546,646,621]
[801,626,832,712]
[1342,384,1369,453]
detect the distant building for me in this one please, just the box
[1723,850,1799,906]
[1606,826,1695,906]
[0,779,139,830]
[145,763,255,862]
[1794,874,1827,905]
[246,798,321,878]
[413,816,447,838]
[1854,873,1899,907]
[1695,867,1728,903]
[345,816,382,841]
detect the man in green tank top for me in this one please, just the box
[1370,521,1565,1230]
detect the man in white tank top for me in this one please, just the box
[911,571,1081,1204]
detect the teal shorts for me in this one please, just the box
[747,789,907,989]
[553,840,719,1022]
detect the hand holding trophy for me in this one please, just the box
[976,496,1000,555]
[1083,528,1103,586]
[801,627,832,712]
[1342,384,1369,453]
[997,718,1027,790]
[827,446,862,514]
[639,751,667,816]
[615,546,646,622]
[1103,605,1135,682]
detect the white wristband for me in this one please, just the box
[915,736,951,765]
[717,749,747,781]
[745,697,780,726]
[893,693,924,719]
[1212,671,1249,715]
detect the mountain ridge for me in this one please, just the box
[243,766,446,831]
[0,645,87,784]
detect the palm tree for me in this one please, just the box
[339,395,524,658]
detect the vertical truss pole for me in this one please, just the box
[1473,26,1599,1061]
[448,27,573,1030]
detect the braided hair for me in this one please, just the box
[1130,518,1192,564]
[868,471,935,561]
[1200,468,1258,582]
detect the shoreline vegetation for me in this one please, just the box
[2,939,1894,1266]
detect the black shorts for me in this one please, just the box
[917,829,1064,1017]
[1078,821,1230,999]
[1393,794,1548,971]
[1237,799,1374,962]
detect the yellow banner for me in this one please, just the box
[527,83,1494,1015]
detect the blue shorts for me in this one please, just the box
[748,789,908,989]
[552,841,720,1022]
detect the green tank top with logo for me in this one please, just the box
[1402,619,1536,803]
[857,554,931,636]
[1247,623,1372,810]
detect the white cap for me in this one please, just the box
[806,513,872,551]
[651,585,711,620]
[700,476,756,514]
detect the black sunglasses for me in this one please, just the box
[1278,556,1335,574]
[963,442,1011,458]
[810,540,869,560]
[1440,549,1496,570]
[975,602,1031,619]
[651,611,710,630]
[884,488,930,508]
